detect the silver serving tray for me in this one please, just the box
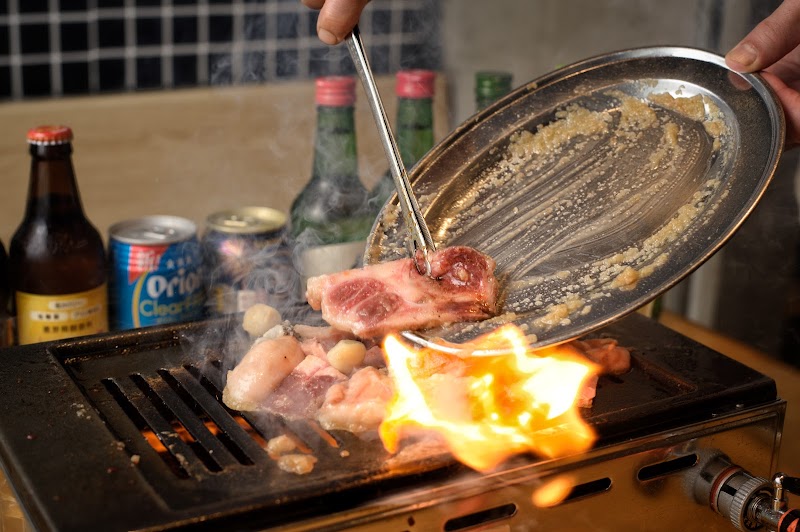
[365,47,785,351]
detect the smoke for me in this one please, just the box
[193,0,443,376]
[209,54,232,86]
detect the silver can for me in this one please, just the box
[202,207,295,315]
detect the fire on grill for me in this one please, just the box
[224,308,609,473]
[0,310,790,531]
[221,244,635,475]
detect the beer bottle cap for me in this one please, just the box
[396,70,436,99]
[27,125,73,145]
[315,76,356,107]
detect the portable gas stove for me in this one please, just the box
[0,313,796,531]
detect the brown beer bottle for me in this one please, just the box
[9,125,109,344]
[0,239,11,346]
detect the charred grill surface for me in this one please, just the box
[0,313,777,531]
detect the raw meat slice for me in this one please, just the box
[306,246,498,338]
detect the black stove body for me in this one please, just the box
[0,313,784,531]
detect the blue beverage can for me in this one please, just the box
[108,215,205,330]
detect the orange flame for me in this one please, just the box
[379,324,599,472]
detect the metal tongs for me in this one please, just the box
[346,25,436,276]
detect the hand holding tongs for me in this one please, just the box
[346,25,436,276]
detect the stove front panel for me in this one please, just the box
[286,403,784,532]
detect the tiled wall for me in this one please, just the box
[0,0,441,100]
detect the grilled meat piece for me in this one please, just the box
[571,338,631,375]
[306,246,499,338]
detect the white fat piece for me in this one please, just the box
[242,304,283,338]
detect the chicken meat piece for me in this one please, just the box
[223,335,306,411]
[317,366,394,433]
[258,354,348,419]
[306,246,498,338]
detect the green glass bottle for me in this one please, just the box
[368,70,436,214]
[475,71,513,111]
[290,76,373,281]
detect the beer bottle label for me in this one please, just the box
[15,284,109,345]
[301,240,366,281]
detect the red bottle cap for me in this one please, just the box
[27,125,73,145]
[315,76,356,106]
[396,70,436,99]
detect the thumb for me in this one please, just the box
[317,0,371,45]
[725,0,800,73]
[762,72,800,149]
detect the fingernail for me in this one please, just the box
[318,28,339,45]
[726,42,758,71]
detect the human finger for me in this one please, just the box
[301,0,325,10]
[762,71,800,149]
[725,0,800,73]
[764,47,800,91]
[316,0,370,45]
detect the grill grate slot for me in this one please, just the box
[126,373,223,473]
[102,378,190,479]
[166,366,270,465]
[184,361,226,401]
[183,363,279,452]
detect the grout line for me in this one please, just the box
[48,0,62,95]
[231,0,244,82]
[7,0,22,99]
[87,0,99,92]
[124,0,136,90]
[162,0,173,88]
[196,0,209,85]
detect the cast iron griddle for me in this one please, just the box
[0,313,777,531]
[366,47,785,350]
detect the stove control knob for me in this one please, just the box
[728,476,772,531]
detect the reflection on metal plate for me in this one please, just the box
[366,47,785,349]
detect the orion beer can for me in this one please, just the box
[109,215,205,329]
[202,207,294,315]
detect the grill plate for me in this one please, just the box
[0,313,777,531]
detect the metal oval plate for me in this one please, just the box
[366,47,785,350]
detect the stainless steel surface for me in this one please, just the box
[0,403,783,532]
[346,25,436,274]
[692,455,800,532]
[286,402,785,531]
[367,46,785,349]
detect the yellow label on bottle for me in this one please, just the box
[15,284,109,345]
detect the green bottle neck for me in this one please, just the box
[475,72,512,111]
[395,97,434,169]
[311,105,360,186]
